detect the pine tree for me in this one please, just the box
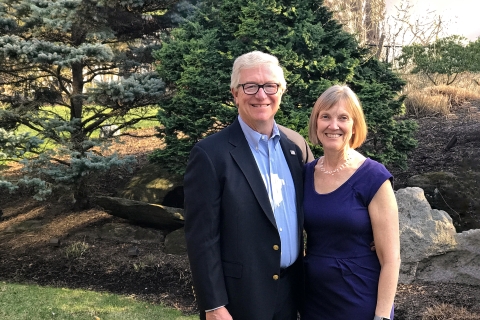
[0,0,181,208]
[151,0,417,174]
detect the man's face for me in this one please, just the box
[231,64,284,133]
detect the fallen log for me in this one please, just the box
[94,196,184,231]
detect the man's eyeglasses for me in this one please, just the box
[238,83,280,95]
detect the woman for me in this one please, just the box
[302,85,401,320]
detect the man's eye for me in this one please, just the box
[244,84,257,89]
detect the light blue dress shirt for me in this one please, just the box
[238,116,299,268]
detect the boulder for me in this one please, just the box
[396,187,458,283]
[415,229,480,286]
[93,222,165,244]
[94,196,184,231]
[164,227,187,255]
[118,163,183,205]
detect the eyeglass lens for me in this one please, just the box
[242,83,278,95]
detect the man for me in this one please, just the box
[184,51,313,320]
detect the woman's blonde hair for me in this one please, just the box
[308,85,367,149]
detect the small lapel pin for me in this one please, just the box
[290,150,296,155]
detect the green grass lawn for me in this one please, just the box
[0,282,197,320]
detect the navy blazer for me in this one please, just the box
[184,118,306,319]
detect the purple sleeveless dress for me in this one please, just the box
[302,158,394,320]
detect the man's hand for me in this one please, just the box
[206,306,233,320]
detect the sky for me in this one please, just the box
[385,0,480,41]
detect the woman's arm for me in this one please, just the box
[369,179,401,319]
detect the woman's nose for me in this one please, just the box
[328,119,339,129]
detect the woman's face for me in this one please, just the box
[316,99,354,152]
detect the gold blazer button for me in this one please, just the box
[273,245,279,251]
[273,274,279,280]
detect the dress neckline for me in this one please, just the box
[312,157,369,196]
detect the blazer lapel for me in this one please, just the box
[229,119,277,227]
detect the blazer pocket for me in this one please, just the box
[222,261,243,279]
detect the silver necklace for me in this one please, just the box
[318,154,351,175]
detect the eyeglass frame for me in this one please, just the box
[237,82,281,95]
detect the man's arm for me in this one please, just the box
[184,144,229,311]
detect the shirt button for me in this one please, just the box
[273,275,279,280]
[279,228,283,232]
[273,245,279,251]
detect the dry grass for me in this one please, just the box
[422,303,480,320]
[400,73,480,118]
[404,91,451,117]
[426,86,480,108]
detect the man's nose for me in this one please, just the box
[255,87,268,98]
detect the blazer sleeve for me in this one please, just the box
[183,143,228,311]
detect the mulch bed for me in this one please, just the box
[1,199,480,319]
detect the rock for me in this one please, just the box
[164,228,187,255]
[118,163,183,205]
[99,124,120,138]
[128,246,140,257]
[93,222,165,244]
[49,238,61,247]
[396,187,458,284]
[93,196,184,231]
[415,229,480,286]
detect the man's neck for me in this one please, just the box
[240,117,274,137]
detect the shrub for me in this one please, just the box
[151,0,417,173]
[0,0,175,207]
[65,241,90,259]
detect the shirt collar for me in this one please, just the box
[238,115,281,150]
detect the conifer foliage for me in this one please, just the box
[0,0,179,208]
[151,0,417,175]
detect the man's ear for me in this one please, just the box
[231,88,238,106]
